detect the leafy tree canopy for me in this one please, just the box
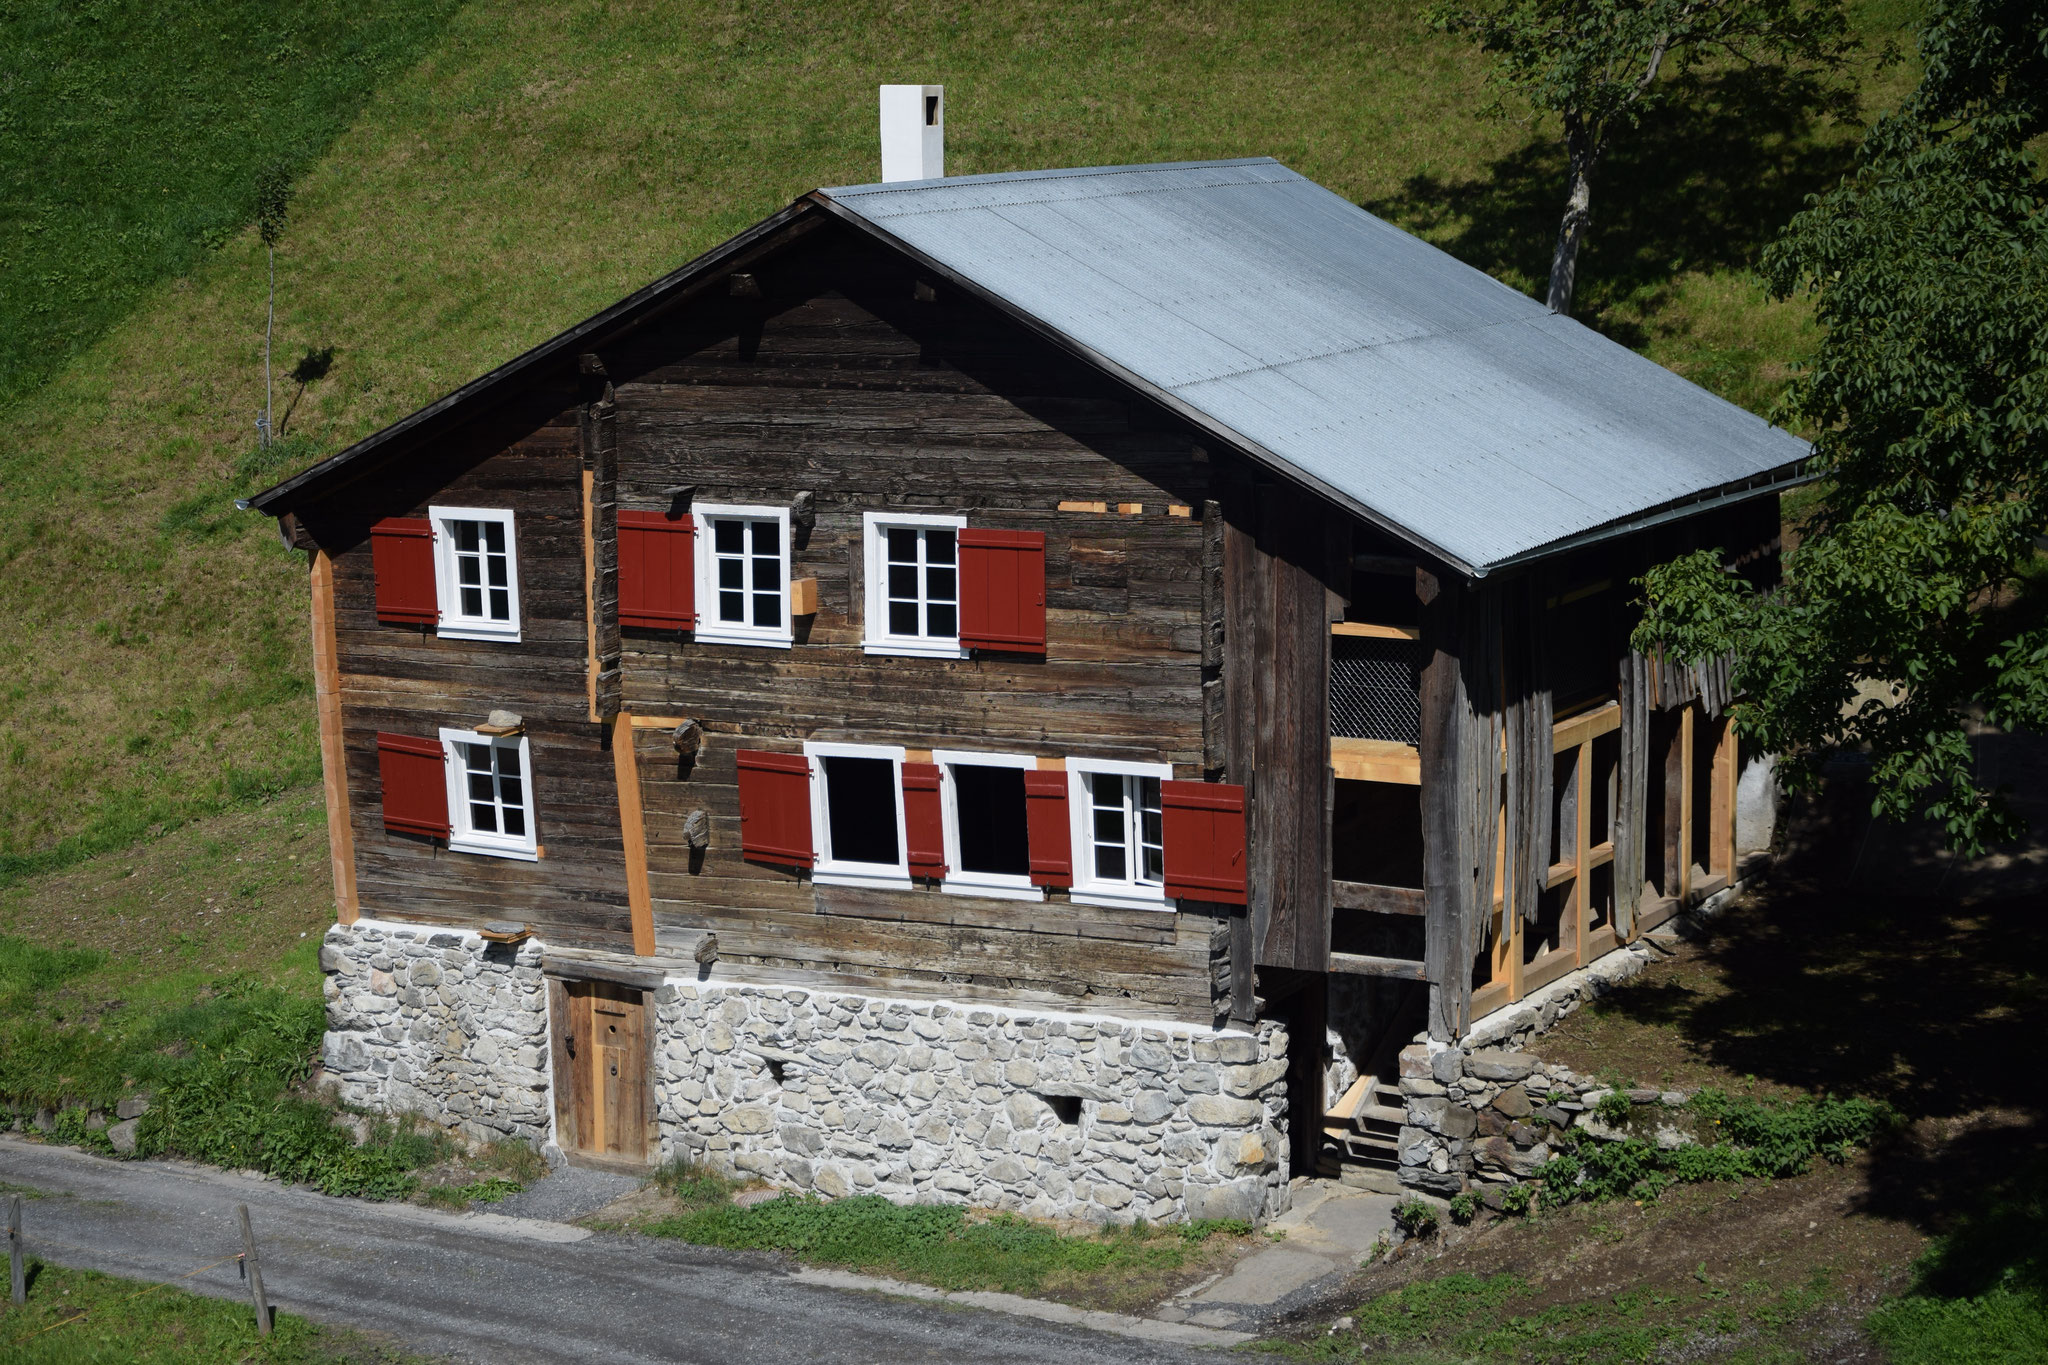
[1637,0,2048,852]
[1432,0,1858,313]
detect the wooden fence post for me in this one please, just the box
[8,1194,22,1307]
[236,1204,270,1337]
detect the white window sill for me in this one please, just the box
[862,639,966,660]
[438,620,522,643]
[448,836,538,862]
[813,866,913,891]
[693,625,793,649]
[941,876,1043,903]
[1071,886,1171,912]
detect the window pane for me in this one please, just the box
[483,521,504,553]
[489,588,510,620]
[926,566,956,602]
[461,586,483,616]
[720,590,745,622]
[887,528,917,563]
[1090,773,1123,810]
[1093,806,1124,844]
[887,564,917,599]
[926,529,956,565]
[822,756,900,866]
[486,556,508,588]
[751,554,777,591]
[497,744,520,779]
[718,559,744,589]
[926,604,957,638]
[454,521,479,553]
[889,601,919,636]
[754,592,780,628]
[502,806,526,837]
[468,770,495,803]
[1094,843,1127,882]
[952,765,1029,876]
[458,556,481,586]
[751,520,777,554]
[471,802,498,832]
[714,519,743,554]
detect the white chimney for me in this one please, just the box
[879,84,943,183]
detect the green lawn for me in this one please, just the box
[0,0,1917,886]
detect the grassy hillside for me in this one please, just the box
[0,0,1913,880]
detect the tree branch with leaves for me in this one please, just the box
[1637,0,2048,853]
[1431,0,1857,314]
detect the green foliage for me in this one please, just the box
[423,1176,522,1209]
[1497,1183,1536,1215]
[1637,0,2048,853]
[1394,1197,1443,1236]
[1540,1088,1894,1203]
[1867,1150,2048,1364]
[1594,1088,1636,1125]
[255,162,294,251]
[1449,1190,1482,1223]
[646,1193,1241,1296]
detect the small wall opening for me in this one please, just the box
[1332,780,1424,887]
[1044,1094,1081,1127]
[1333,908,1424,960]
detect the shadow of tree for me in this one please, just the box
[1363,66,1862,343]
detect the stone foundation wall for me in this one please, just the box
[317,919,1292,1224]
[654,982,1292,1225]
[1391,883,1742,1198]
[318,920,552,1146]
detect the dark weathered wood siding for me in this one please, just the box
[303,382,636,952]
[602,230,1229,1022]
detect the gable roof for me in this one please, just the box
[255,157,1806,576]
[815,159,1807,574]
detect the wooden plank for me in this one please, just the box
[1469,978,1510,1022]
[1574,739,1593,967]
[1635,894,1680,935]
[1328,1073,1372,1122]
[583,467,599,723]
[1521,943,1580,995]
[1418,573,1467,1040]
[1058,500,1108,513]
[1329,622,1421,640]
[1711,712,1737,879]
[1331,952,1428,981]
[1552,700,1621,753]
[1677,704,1695,900]
[611,713,656,956]
[1331,880,1425,915]
[1330,737,1421,784]
[548,977,578,1153]
[310,550,358,923]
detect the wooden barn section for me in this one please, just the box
[253,156,1805,1207]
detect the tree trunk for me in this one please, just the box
[1546,119,1598,316]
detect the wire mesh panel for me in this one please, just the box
[1331,635,1425,745]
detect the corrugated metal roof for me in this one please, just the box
[821,158,1807,574]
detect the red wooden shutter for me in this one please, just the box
[1023,768,1072,887]
[376,733,450,839]
[1161,779,1248,904]
[737,749,813,868]
[958,528,1046,655]
[618,510,696,630]
[902,761,947,878]
[370,517,438,626]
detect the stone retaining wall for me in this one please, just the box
[318,919,1293,1224]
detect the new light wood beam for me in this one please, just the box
[1330,737,1420,784]
[1552,701,1621,753]
[1329,622,1422,640]
[310,550,357,923]
[611,712,655,956]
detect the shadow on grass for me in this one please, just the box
[1362,67,1861,343]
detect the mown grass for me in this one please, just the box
[638,1157,1253,1301]
[0,0,1918,886]
[0,1260,429,1363]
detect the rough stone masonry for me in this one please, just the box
[319,918,1294,1224]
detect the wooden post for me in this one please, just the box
[309,551,358,923]
[583,468,600,724]
[1711,713,1738,881]
[236,1204,270,1338]
[9,1194,23,1307]
[1677,704,1695,900]
[1574,739,1592,966]
[611,713,656,956]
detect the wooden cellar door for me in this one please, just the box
[550,978,654,1169]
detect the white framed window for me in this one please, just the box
[804,740,909,888]
[862,511,965,657]
[439,727,539,861]
[933,749,1041,902]
[694,503,792,647]
[1068,758,1171,911]
[429,506,521,642]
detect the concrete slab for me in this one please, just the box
[1166,1179,1400,1328]
[1188,1248,1339,1307]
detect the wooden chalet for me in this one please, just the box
[252,155,1801,1210]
